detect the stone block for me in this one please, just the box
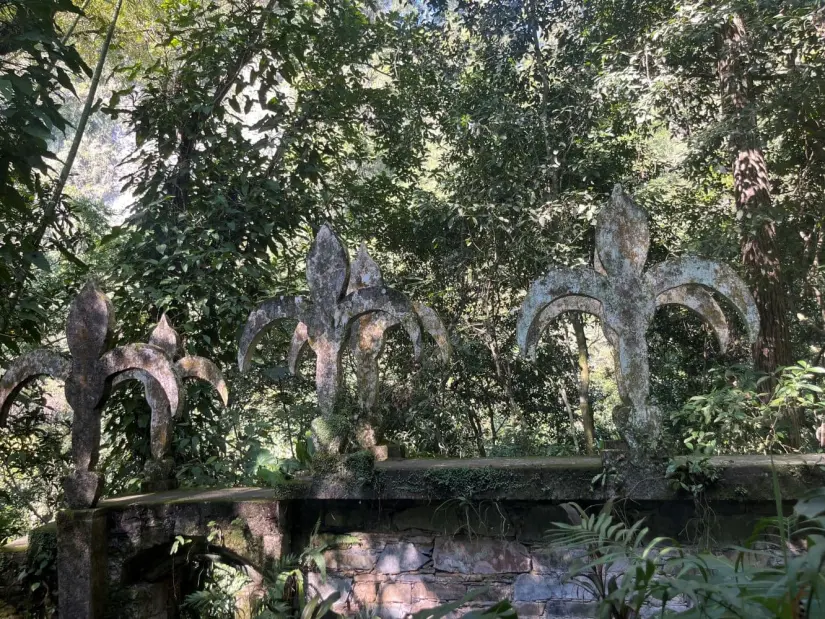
[378,582,412,605]
[353,581,380,604]
[433,538,530,574]
[307,572,352,604]
[326,548,380,571]
[57,509,108,619]
[514,602,546,618]
[410,600,442,614]
[531,546,587,573]
[408,576,467,602]
[544,599,600,618]
[514,574,592,602]
[376,603,410,619]
[376,542,431,573]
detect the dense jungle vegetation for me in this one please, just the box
[2,0,825,558]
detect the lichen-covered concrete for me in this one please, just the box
[3,453,822,618]
[0,282,182,508]
[112,315,228,490]
[239,225,448,452]
[517,186,760,452]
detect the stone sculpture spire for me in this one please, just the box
[239,225,449,452]
[288,242,450,448]
[0,282,182,508]
[518,186,760,450]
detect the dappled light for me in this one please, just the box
[3,0,825,617]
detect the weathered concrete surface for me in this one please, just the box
[57,509,108,619]
[239,225,448,452]
[517,186,760,452]
[112,316,228,491]
[0,282,182,509]
[92,453,825,504]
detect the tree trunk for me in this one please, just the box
[571,315,595,454]
[4,0,120,331]
[719,14,797,444]
[560,387,580,453]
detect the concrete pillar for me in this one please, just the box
[57,509,108,618]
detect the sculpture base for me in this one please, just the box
[371,443,404,461]
[63,471,104,509]
[142,458,176,493]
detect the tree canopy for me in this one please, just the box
[3,0,825,543]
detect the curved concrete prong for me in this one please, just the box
[337,286,417,330]
[287,322,310,376]
[101,344,182,416]
[110,369,169,410]
[646,257,760,345]
[656,284,730,353]
[413,302,451,363]
[176,356,229,408]
[238,296,307,372]
[526,296,605,360]
[400,314,423,361]
[0,350,70,425]
[108,368,173,461]
[517,268,608,357]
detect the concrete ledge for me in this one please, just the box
[87,453,825,509]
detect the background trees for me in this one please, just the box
[2,0,825,541]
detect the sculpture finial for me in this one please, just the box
[595,185,650,278]
[0,284,181,508]
[149,314,182,358]
[241,226,449,453]
[66,280,114,362]
[307,223,350,306]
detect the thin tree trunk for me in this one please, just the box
[528,0,595,449]
[560,387,580,453]
[5,0,124,320]
[719,14,797,444]
[467,407,486,457]
[168,0,277,209]
[571,315,595,454]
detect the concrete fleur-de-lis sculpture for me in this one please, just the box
[287,243,451,448]
[112,315,228,490]
[239,224,436,452]
[517,185,760,450]
[0,282,182,508]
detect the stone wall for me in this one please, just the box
[4,454,822,618]
[309,531,596,618]
[293,498,779,619]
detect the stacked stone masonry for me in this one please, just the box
[310,533,597,619]
[291,496,777,619]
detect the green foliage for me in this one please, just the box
[673,362,825,454]
[666,456,721,499]
[548,501,679,619]
[17,524,58,617]
[181,561,249,619]
[551,484,825,617]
